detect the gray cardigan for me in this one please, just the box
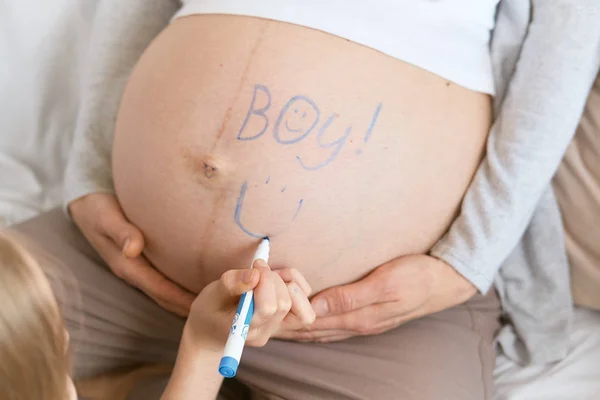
[432,0,600,364]
[63,0,600,365]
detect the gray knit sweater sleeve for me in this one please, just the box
[63,0,179,209]
[431,1,600,293]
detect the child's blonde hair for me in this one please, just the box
[0,232,70,400]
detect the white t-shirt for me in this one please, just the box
[175,0,499,94]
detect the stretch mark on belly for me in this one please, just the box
[201,24,271,257]
[234,180,304,238]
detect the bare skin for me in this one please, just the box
[112,15,491,293]
[72,15,490,338]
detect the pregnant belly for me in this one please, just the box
[113,15,491,294]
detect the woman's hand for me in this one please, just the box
[275,254,477,342]
[185,262,315,351]
[69,193,196,317]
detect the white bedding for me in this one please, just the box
[0,0,98,226]
[495,308,600,400]
[1,1,599,398]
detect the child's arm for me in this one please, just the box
[63,0,179,206]
[430,0,600,293]
[160,336,224,399]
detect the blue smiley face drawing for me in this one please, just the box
[234,178,304,239]
[273,96,320,145]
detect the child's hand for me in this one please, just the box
[185,261,316,352]
[69,193,195,317]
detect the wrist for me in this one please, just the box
[181,323,226,356]
[163,324,224,399]
[174,325,223,377]
[429,255,477,303]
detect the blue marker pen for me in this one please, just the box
[219,238,270,378]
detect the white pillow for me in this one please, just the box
[0,0,99,225]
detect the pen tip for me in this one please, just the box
[263,236,269,242]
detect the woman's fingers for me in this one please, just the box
[275,268,312,296]
[287,281,316,325]
[275,328,351,342]
[76,193,143,259]
[80,195,195,316]
[94,234,195,317]
[215,262,313,347]
[248,260,293,346]
[70,193,195,317]
[251,260,278,326]
[121,228,145,259]
[96,197,144,259]
[125,258,196,317]
[155,299,189,319]
[272,271,293,324]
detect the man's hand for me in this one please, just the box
[275,254,477,342]
[69,193,196,317]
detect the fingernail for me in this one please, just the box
[242,269,255,284]
[313,298,329,317]
[122,238,131,256]
[253,259,268,269]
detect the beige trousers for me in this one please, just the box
[12,209,501,400]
